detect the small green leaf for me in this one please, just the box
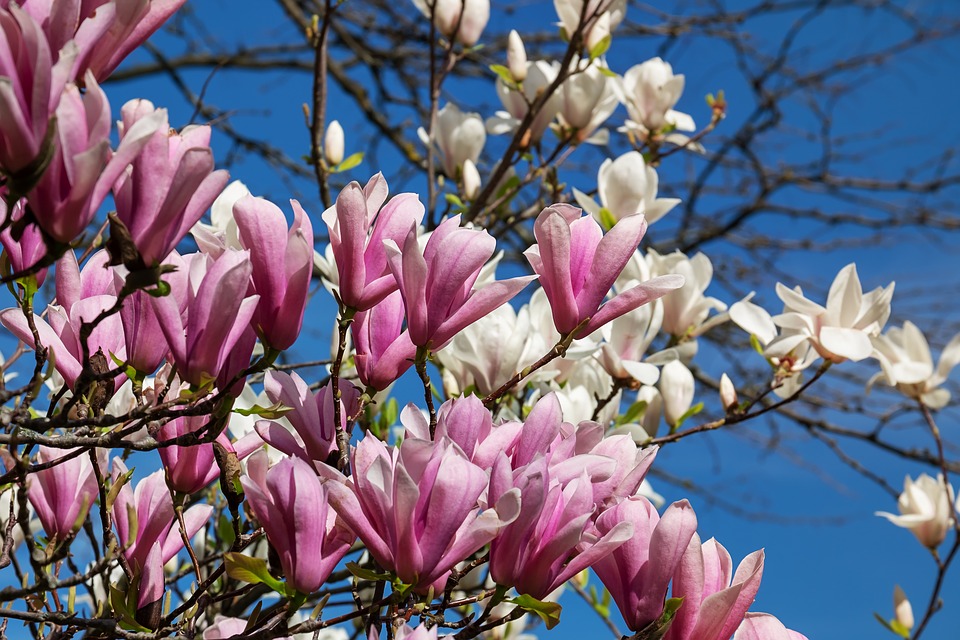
[445,193,465,208]
[674,402,704,429]
[588,35,611,61]
[508,594,562,630]
[598,66,618,78]
[873,613,910,638]
[489,64,516,85]
[749,333,765,356]
[105,468,134,512]
[334,152,364,173]
[345,561,393,582]
[224,552,287,595]
[618,400,649,426]
[633,597,683,640]
[233,402,292,419]
[598,207,617,231]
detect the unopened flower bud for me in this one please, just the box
[507,30,527,81]
[719,373,738,412]
[894,585,914,631]
[325,120,345,166]
[462,159,481,200]
[586,11,611,53]
[660,360,694,428]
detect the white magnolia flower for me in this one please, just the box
[869,321,960,409]
[893,585,914,632]
[719,373,738,412]
[418,102,486,177]
[506,30,527,81]
[659,360,694,428]
[768,263,894,364]
[191,179,250,256]
[647,249,727,339]
[462,158,481,199]
[411,0,490,46]
[551,356,621,425]
[556,59,619,144]
[324,120,344,166]
[619,57,695,141]
[487,60,562,142]
[575,151,680,224]
[554,0,626,51]
[876,474,955,549]
[435,302,541,396]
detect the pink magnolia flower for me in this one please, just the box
[157,414,236,495]
[321,174,425,311]
[386,214,535,350]
[352,289,417,390]
[255,372,360,467]
[27,446,99,541]
[113,99,228,267]
[735,613,808,640]
[487,453,632,599]
[317,434,520,592]
[524,204,683,337]
[402,394,522,469]
[150,249,259,387]
[591,498,698,631]
[664,536,765,640]
[111,460,212,609]
[233,196,314,350]
[28,72,162,244]
[0,6,73,185]
[0,250,125,389]
[1,194,48,284]
[241,456,355,594]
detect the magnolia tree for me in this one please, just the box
[0,1,958,639]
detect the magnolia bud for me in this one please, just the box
[507,30,527,81]
[894,585,914,631]
[324,120,345,166]
[719,373,738,412]
[659,360,694,428]
[462,159,481,200]
[586,11,611,53]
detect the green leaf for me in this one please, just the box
[224,552,288,595]
[345,561,393,582]
[618,400,649,426]
[445,193,465,208]
[588,35,611,61]
[233,402,292,420]
[633,597,683,640]
[334,152,364,173]
[598,207,617,231]
[508,594,562,630]
[217,514,236,548]
[674,402,704,429]
[873,613,910,638]
[749,333,765,356]
[489,64,516,85]
[105,468,134,512]
[598,66,618,78]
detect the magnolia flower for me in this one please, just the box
[419,103,486,178]
[556,59,619,144]
[234,196,314,350]
[242,456,355,594]
[876,474,955,549]
[317,435,520,592]
[591,498,698,631]
[385,215,535,350]
[869,322,960,409]
[157,415,236,495]
[411,0,490,46]
[0,194,48,283]
[112,99,229,267]
[893,586,914,633]
[462,158,481,199]
[434,302,541,396]
[28,446,99,541]
[525,203,684,338]
[506,30,527,81]
[487,60,562,143]
[647,249,726,339]
[619,57,695,140]
[665,536,764,640]
[325,120,345,165]
[352,290,417,390]
[768,263,894,364]
[191,180,251,255]
[659,360,694,428]
[554,0,626,51]
[322,174,425,311]
[575,152,680,225]
[719,373,738,412]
